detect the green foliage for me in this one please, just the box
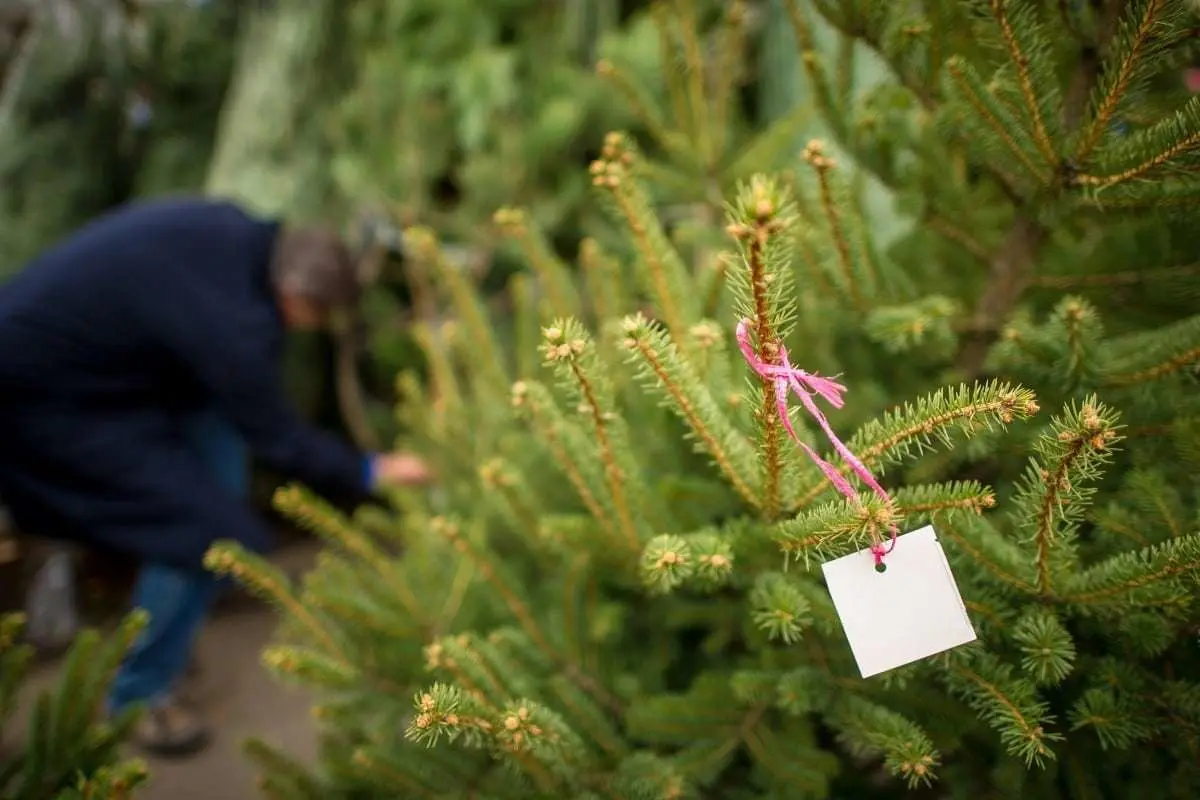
[211,0,1200,797]
[0,611,148,800]
[204,0,340,218]
[0,1,242,274]
[325,0,627,244]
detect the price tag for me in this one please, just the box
[821,525,976,678]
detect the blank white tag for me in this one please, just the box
[821,525,976,678]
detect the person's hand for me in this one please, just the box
[373,452,433,487]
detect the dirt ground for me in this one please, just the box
[15,542,323,800]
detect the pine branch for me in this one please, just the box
[672,0,711,164]
[494,208,581,320]
[1058,532,1200,608]
[343,748,440,797]
[547,675,629,760]
[942,56,1052,187]
[511,380,617,543]
[1079,177,1200,217]
[639,527,738,599]
[590,133,699,348]
[594,59,675,153]
[938,515,1037,594]
[892,480,998,520]
[939,650,1064,767]
[262,645,361,688]
[74,761,149,800]
[509,273,543,379]
[578,237,626,327]
[479,457,545,546]
[782,0,841,128]
[990,0,1060,166]
[1090,505,1150,548]
[1122,469,1186,539]
[740,712,835,794]
[243,739,330,799]
[1073,0,1167,163]
[558,554,601,674]
[926,213,992,265]
[624,673,744,745]
[1078,96,1200,188]
[1067,686,1156,750]
[775,481,995,567]
[941,0,1125,378]
[1011,398,1122,597]
[724,175,803,519]
[1011,610,1076,686]
[437,633,544,712]
[205,541,343,657]
[612,752,697,800]
[864,296,963,357]
[790,382,1039,511]
[651,2,692,145]
[542,319,646,552]
[1101,313,1200,386]
[409,685,578,793]
[1032,261,1200,289]
[303,555,427,641]
[749,572,813,644]
[827,695,940,788]
[725,103,815,181]
[432,516,557,660]
[275,485,428,620]
[621,313,760,509]
[831,3,937,108]
[431,518,623,715]
[801,141,870,309]
[988,298,1109,391]
[1,609,148,799]
[774,492,900,568]
[403,228,509,398]
[710,1,749,163]
[409,321,468,453]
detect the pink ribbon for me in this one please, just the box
[736,319,897,565]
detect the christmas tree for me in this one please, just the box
[207,0,1200,797]
[0,611,148,800]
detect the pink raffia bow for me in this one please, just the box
[735,319,897,565]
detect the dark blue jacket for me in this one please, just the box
[0,199,369,569]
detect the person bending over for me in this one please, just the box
[0,198,431,757]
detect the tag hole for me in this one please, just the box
[874,563,887,574]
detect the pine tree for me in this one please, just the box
[208,1,1200,797]
[0,611,148,800]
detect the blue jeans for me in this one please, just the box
[108,411,247,712]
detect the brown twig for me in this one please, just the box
[1032,261,1200,288]
[991,0,1058,166]
[569,361,641,552]
[957,214,1047,375]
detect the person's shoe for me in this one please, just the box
[131,697,212,758]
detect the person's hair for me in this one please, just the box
[269,225,359,309]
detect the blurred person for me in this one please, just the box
[0,199,431,757]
